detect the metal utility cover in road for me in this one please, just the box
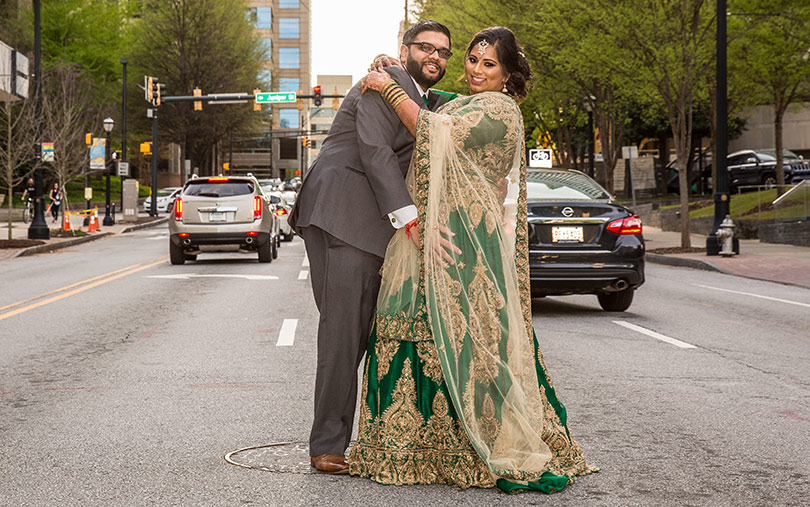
[255,92,296,104]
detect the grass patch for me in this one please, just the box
[689,189,780,219]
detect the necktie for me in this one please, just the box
[422,95,429,106]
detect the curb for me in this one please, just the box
[121,217,168,233]
[13,232,113,258]
[646,253,729,274]
[10,217,168,258]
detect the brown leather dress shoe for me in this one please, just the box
[310,453,349,475]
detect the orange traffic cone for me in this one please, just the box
[92,206,100,231]
[88,212,97,232]
[63,212,70,231]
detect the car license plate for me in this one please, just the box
[552,226,584,243]
[209,211,226,222]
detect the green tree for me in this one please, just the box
[733,0,810,192]
[127,0,265,178]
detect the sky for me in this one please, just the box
[311,0,407,87]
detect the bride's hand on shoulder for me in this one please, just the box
[368,54,403,73]
[361,69,392,95]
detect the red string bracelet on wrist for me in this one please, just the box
[405,219,418,239]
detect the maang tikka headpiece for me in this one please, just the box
[477,40,489,56]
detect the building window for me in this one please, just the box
[246,8,256,24]
[279,0,299,8]
[254,7,272,29]
[259,69,272,86]
[278,17,300,39]
[279,108,300,129]
[259,38,272,59]
[278,48,299,69]
[278,78,300,92]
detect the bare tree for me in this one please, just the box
[40,62,100,214]
[1,97,37,239]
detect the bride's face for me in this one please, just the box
[465,42,508,95]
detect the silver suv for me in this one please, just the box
[168,175,279,264]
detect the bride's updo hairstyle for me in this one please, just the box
[467,27,533,100]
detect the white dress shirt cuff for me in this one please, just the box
[388,205,418,229]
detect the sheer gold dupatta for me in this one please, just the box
[377,92,553,484]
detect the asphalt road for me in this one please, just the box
[1,225,808,506]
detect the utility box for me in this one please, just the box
[122,179,139,223]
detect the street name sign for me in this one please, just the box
[528,148,553,168]
[255,91,296,104]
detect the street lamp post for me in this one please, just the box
[28,0,49,240]
[120,58,128,203]
[707,0,733,255]
[103,117,114,226]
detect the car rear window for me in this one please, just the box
[184,180,254,197]
[526,170,611,201]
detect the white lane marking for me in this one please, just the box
[302,255,309,267]
[298,270,308,280]
[147,235,169,240]
[276,319,298,346]
[695,284,810,309]
[613,321,697,349]
[147,274,278,280]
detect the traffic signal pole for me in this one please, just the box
[150,108,158,216]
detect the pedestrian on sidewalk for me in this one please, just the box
[48,182,62,224]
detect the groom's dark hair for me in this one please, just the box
[402,20,451,47]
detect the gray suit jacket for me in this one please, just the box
[288,66,447,258]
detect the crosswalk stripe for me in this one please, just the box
[298,270,308,280]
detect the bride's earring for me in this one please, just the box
[502,80,508,93]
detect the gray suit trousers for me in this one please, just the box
[301,225,383,456]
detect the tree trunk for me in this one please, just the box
[6,102,11,240]
[774,99,786,197]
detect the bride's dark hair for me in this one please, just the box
[466,27,533,100]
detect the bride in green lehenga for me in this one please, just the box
[349,27,598,493]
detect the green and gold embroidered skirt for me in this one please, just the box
[348,324,597,493]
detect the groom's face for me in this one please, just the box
[400,30,450,90]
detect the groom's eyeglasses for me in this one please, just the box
[408,42,453,60]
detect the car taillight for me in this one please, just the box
[174,198,183,222]
[607,215,642,235]
[276,208,287,216]
[254,196,262,220]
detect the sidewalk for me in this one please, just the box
[0,212,168,260]
[644,226,810,289]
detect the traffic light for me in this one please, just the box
[193,87,202,111]
[85,133,93,146]
[313,85,322,107]
[145,76,154,102]
[296,89,304,111]
[253,89,262,111]
[151,80,165,106]
[332,87,340,110]
[302,136,309,148]
[140,142,152,155]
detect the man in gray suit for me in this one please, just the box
[288,20,453,474]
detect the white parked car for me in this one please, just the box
[144,187,181,213]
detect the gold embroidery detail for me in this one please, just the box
[416,341,444,384]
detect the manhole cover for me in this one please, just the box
[225,442,315,474]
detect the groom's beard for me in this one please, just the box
[406,57,445,90]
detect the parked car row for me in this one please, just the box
[666,148,810,194]
[167,174,297,265]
